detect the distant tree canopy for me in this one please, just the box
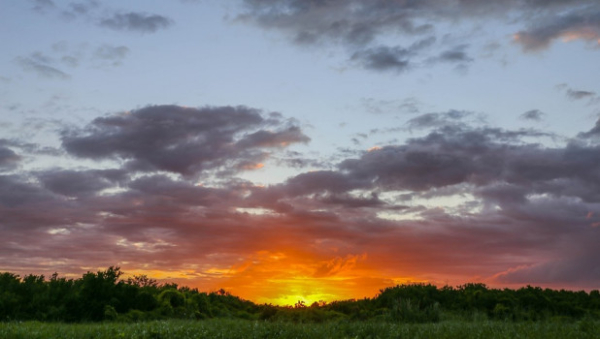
[0,267,599,323]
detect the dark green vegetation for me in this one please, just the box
[1,319,599,339]
[1,267,599,325]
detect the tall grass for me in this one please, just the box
[1,318,598,339]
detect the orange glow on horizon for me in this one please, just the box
[206,251,382,305]
[118,250,425,306]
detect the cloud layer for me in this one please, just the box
[62,105,309,176]
[237,0,600,73]
[2,104,600,303]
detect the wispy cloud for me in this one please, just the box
[99,12,173,33]
[15,53,70,79]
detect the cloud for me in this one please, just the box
[3,106,600,296]
[236,0,439,73]
[350,46,411,72]
[236,126,309,148]
[273,150,326,169]
[313,254,364,278]
[351,46,411,72]
[38,169,127,197]
[30,0,172,37]
[405,110,475,130]
[67,1,99,15]
[339,125,595,197]
[513,7,600,51]
[567,89,596,100]
[17,42,130,76]
[237,0,444,47]
[361,97,424,115]
[31,0,55,13]
[494,253,600,285]
[0,175,56,208]
[0,138,63,157]
[0,146,21,170]
[283,170,369,196]
[578,118,600,139]
[99,12,173,33]
[15,53,70,79]
[348,37,441,73]
[93,45,130,66]
[433,45,473,63]
[61,105,309,176]
[520,109,545,121]
[127,175,239,208]
[237,0,600,73]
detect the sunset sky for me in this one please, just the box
[1,0,600,305]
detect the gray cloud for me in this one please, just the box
[0,138,64,157]
[18,42,130,75]
[15,53,70,79]
[99,12,173,33]
[578,118,600,139]
[238,0,423,46]
[514,7,600,51]
[0,175,55,208]
[567,89,596,100]
[237,126,309,148]
[60,55,79,67]
[405,110,475,130]
[238,0,600,73]
[61,105,309,176]
[0,147,21,170]
[93,45,130,66]
[362,97,424,115]
[520,109,545,121]
[283,170,368,196]
[30,0,173,37]
[31,0,55,13]
[38,169,127,197]
[351,46,411,72]
[68,1,98,15]
[495,253,600,285]
[273,150,326,169]
[433,45,473,63]
[339,125,595,197]
[127,175,240,208]
[350,37,441,73]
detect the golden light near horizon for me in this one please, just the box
[208,251,376,306]
[256,277,341,306]
[115,250,400,306]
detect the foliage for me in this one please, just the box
[0,319,599,339]
[1,268,599,324]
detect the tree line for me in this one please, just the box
[1,267,599,323]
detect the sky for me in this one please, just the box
[1,0,600,305]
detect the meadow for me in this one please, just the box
[1,318,599,339]
[0,319,600,339]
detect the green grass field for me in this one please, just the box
[1,319,598,339]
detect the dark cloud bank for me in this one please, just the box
[61,105,308,176]
[2,104,600,290]
[236,0,600,73]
